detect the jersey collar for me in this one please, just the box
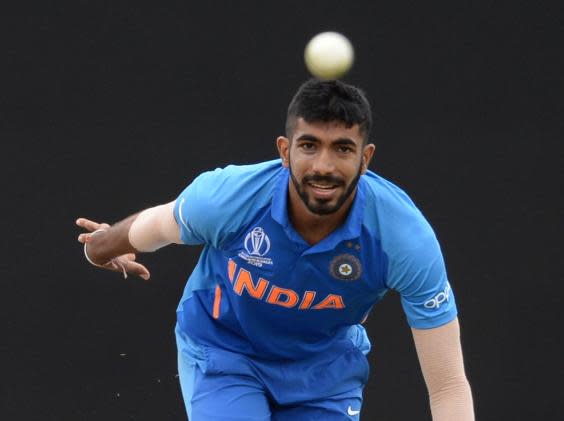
[271,167,367,253]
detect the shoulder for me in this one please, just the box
[194,159,283,192]
[174,159,284,247]
[361,170,435,250]
[189,159,283,207]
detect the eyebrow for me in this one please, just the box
[295,134,358,147]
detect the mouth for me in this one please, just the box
[307,182,340,198]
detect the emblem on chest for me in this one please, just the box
[329,254,362,281]
[238,227,273,267]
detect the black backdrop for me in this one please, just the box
[2,1,563,420]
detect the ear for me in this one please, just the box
[361,143,376,174]
[276,136,290,168]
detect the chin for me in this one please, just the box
[307,199,341,215]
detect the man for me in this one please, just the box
[77,79,474,420]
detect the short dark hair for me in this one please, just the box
[285,79,372,143]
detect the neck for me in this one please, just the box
[287,183,356,245]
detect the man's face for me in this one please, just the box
[277,118,375,216]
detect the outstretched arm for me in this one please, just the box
[412,317,474,421]
[76,201,181,279]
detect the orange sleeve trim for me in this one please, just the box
[212,285,222,319]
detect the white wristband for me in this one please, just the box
[83,229,107,267]
[83,228,128,278]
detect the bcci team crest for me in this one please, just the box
[330,254,362,281]
[238,227,273,267]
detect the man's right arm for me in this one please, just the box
[77,201,182,278]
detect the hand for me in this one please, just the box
[76,217,151,280]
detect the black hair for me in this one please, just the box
[285,79,372,143]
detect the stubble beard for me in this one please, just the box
[288,160,363,216]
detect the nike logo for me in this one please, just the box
[347,406,360,416]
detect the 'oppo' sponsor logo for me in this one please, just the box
[424,283,451,309]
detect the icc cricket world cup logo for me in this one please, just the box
[244,227,271,257]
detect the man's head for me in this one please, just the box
[285,79,372,144]
[277,79,375,216]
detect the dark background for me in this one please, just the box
[2,1,563,420]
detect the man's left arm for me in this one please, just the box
[412,317,474,421]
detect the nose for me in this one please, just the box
[310,148,336,175]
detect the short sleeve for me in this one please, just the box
[386,230,458,329]
[174,168,245,247]
[173,161,281,248]
[173,173,210,246]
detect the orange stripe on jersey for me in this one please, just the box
[212,285,222,319]
[299,291,316,309]
[266,286,299,308]
[312,294,345,310]
[227,259,237,283]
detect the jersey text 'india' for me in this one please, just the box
[228,259,345,310]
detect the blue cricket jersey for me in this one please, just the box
[173,159,457,400]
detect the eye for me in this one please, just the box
[336,145,354,154]
[299,142,316,151]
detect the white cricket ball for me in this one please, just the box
[304,32,354,80]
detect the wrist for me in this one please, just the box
[84,229,108,266]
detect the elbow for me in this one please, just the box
[429,377,474,421]
[429,375,471,400]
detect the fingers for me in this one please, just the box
[77,233,89,244]
[121,259,151,280]
[75,218,100,231]
[108,257,150,281]
[77,231,115,244]
[75,218,110,232]
[76,218,111,244]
